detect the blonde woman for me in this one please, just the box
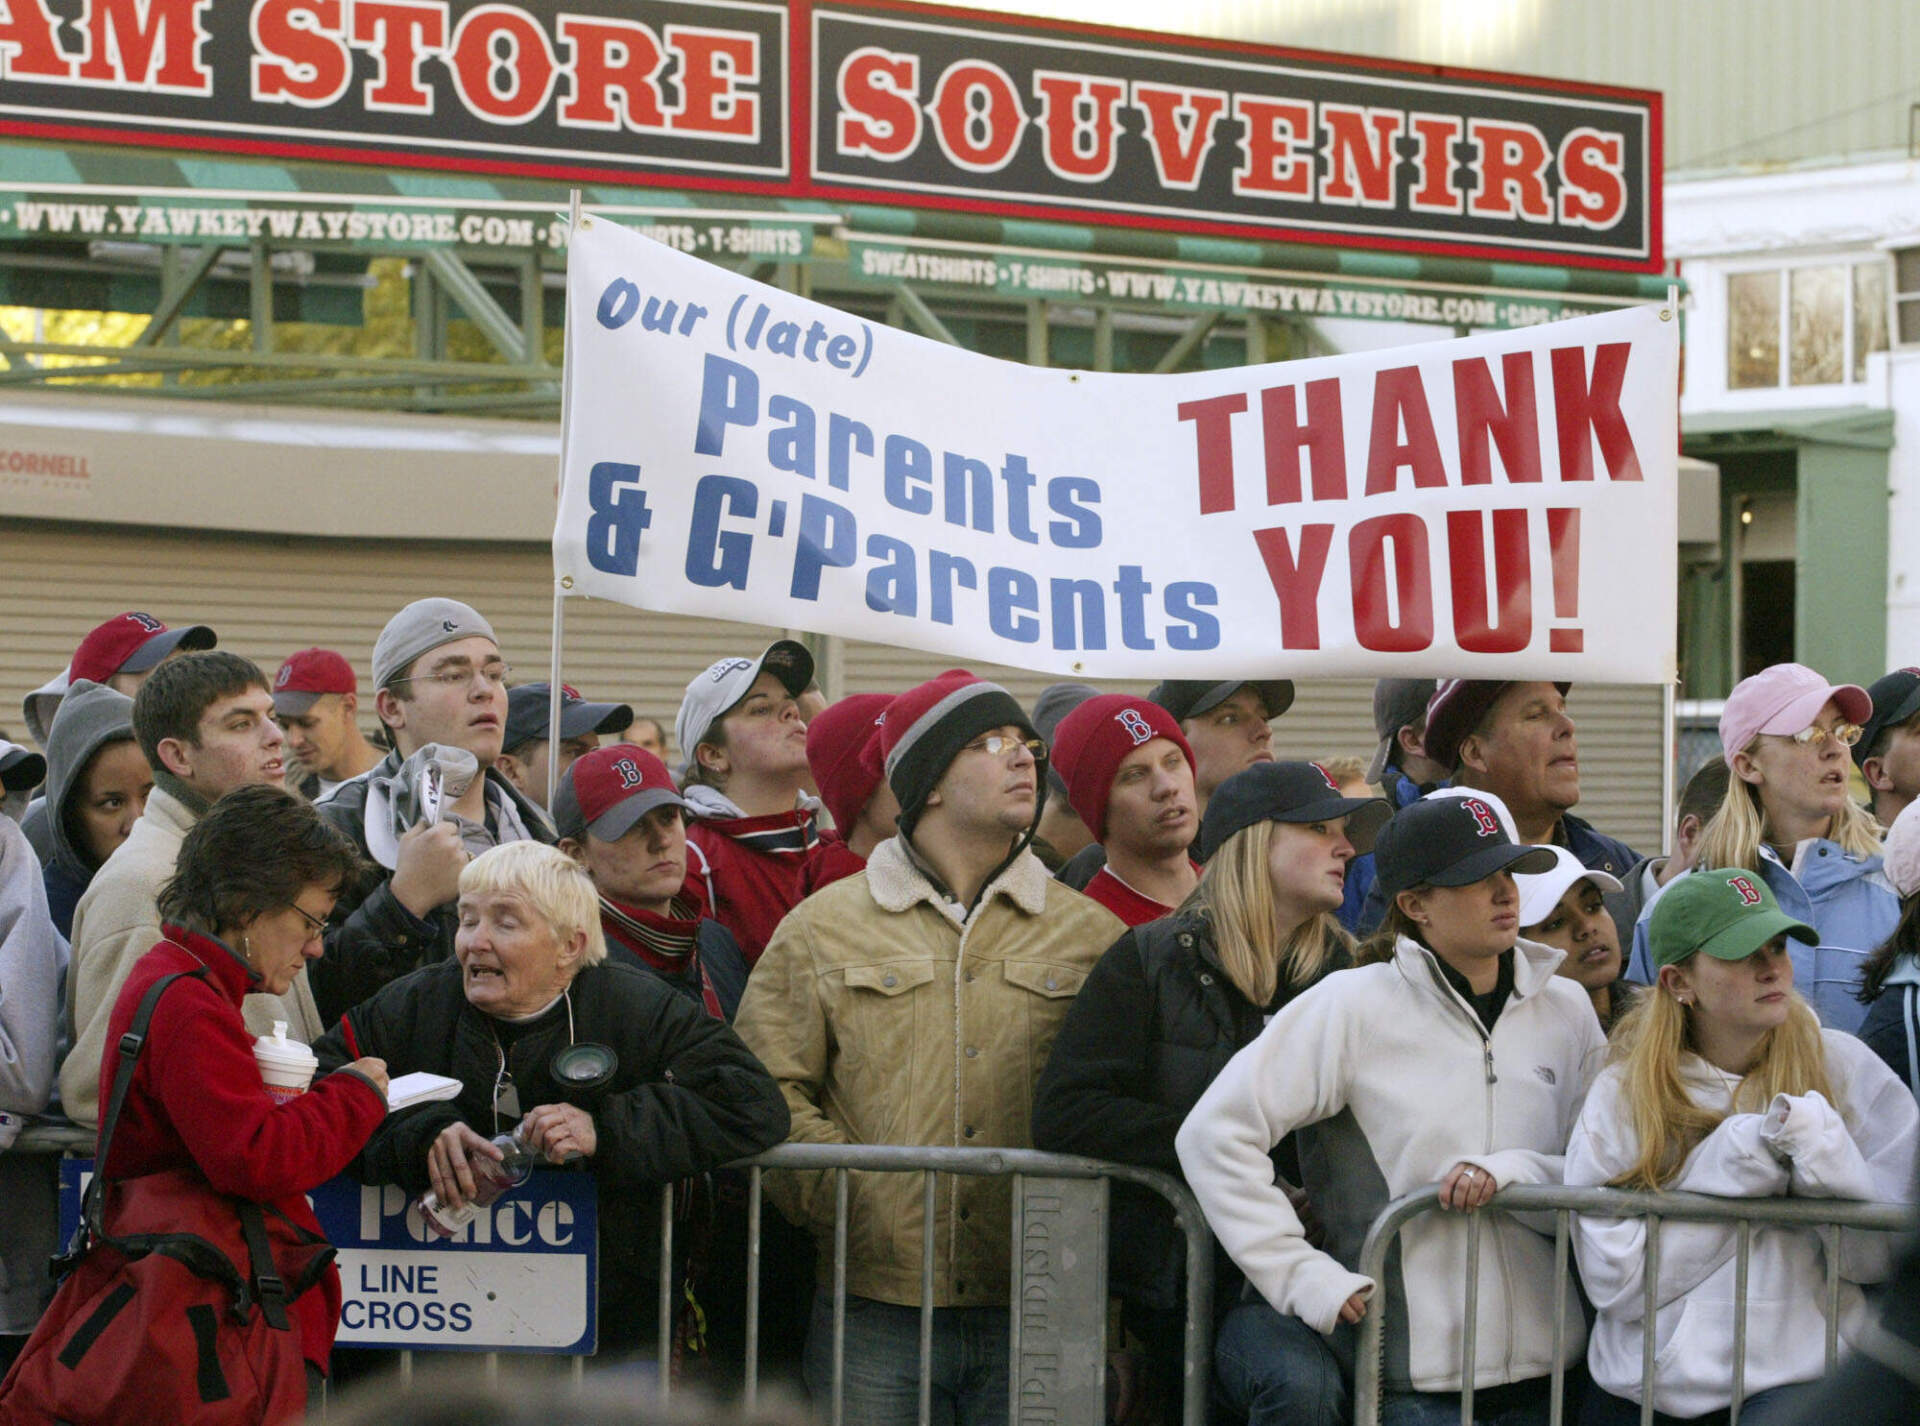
[1567,869,1917,1425]
[1179,794,1600,1426]
[1034,761,1389,1426]
[1627,664,1895,1031]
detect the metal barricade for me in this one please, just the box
[1350,1183,1912,1426]
[655,1142,1214,1426]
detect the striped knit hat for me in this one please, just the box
[882,670,1041,839]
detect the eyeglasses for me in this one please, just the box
[287,903,329,939]
[962,733,1047,760]
[390,664,512,690]
[1788,722,1862,749]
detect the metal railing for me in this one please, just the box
[19,1130,1211,1424]
[1351,1183,1912,1426]
[698,1143,1214,1426]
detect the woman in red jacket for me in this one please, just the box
[100,786,389,1405]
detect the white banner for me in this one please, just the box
[554,217,1678,682]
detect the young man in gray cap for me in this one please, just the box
[1146,678,1293,822]
[735,670,1121,1425]
[675,639,819,965]
[311,598,552,1023]
[494,682,634,817]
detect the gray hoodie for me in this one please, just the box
[42,680,138,888]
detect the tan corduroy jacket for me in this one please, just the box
[734,836,1123,1308]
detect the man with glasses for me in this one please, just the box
[313,599,553,1023]
[1355,679,1642,936]
[736,670,1122,1425]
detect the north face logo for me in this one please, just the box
[1728,875,1763,907]
[1115,708,1154,746]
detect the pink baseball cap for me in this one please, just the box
[1719,663,1871,764]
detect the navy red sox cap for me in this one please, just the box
[1372,794,1556,900]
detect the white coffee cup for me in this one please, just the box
[253,1020,318,1104]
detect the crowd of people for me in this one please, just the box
[0,602,1917,1425]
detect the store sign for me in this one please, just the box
[553,217,1680,683]
[0,1,1660,272]
[0,189,814,258]
[845,239,1619,331]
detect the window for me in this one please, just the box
[1727,259,1889,389]
[1893,246,1920,346]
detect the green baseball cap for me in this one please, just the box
[1648,868,1817,969]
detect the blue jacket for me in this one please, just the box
[1351,802,1641,938]
[1626,844,1899,1033]
[1861,958,1920,1099]
[1337,768,1427,934]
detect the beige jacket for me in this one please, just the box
[60,784,323,1128]
[734,837,1123,1307]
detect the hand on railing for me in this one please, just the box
[1438,1161,1498,1212]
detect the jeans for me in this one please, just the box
[803,1290,1010,1426]
[1213,1300,1351,1426]
[1578,1381,1822,1426]
[1382,1375,1553,1426]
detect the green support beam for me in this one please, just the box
[134,244,224,348]
[1153,310,1223,374]
[893,283,959,346]
[424,248,534,364]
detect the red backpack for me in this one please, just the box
[0,971,333,1426]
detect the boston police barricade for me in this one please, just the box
[704,1143,1213,1426]
[58,1162,597,1373]
[1349,1183,1912,1426]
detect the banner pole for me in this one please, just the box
[546,189,584,814]
[1661,680,1677,856]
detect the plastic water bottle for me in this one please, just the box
[413,1128,536,1238]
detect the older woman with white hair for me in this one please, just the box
[316,841,789,1355]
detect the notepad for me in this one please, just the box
[386,1071,465,1113]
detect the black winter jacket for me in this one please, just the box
[314,958,789,1348]
[1032,909,1341,1313]
[311,758,555,1024]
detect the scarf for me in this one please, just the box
[599,893,722,1020]
[681,784,822,855]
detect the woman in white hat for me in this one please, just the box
[1516,845,1630,1032]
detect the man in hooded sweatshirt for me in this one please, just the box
[38,681,150,939]
[61,651,313,1129]
[675,640,820,965]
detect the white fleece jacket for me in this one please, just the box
[1566,1030,1918,1418]
[1176,936,1606,1393]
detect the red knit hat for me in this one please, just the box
[882,670,1037,837]
[806,692,892,835]
[1051,695,1194,842]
